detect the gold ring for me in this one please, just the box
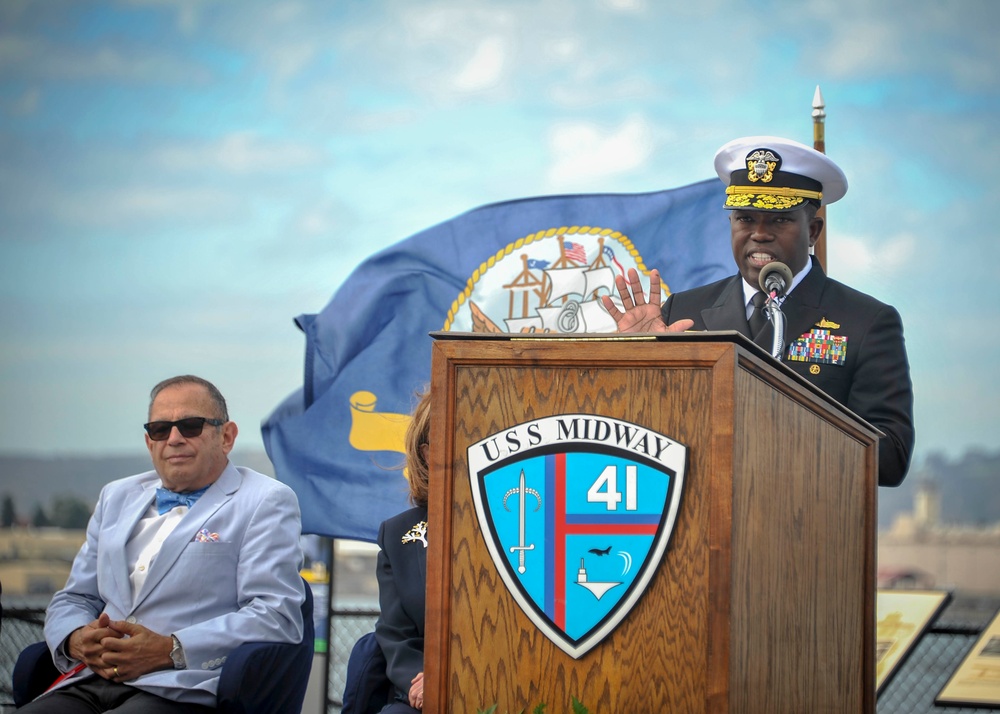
[114,666,119,677]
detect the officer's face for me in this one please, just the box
[729,206,823,287]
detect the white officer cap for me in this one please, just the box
[714,135,848,211]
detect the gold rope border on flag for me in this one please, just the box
[442,225,655,331]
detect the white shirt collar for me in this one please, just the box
[742,258,812,308]
[742,258,812,317]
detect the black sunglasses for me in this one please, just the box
[143,417,225,441]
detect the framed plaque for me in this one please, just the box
[875,589,951,693]
[937,607,1000,707]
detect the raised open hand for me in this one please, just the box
[601,268,693,333]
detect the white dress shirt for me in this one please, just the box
[126,505,188,605]
[741,258,812,319]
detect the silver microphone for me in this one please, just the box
[757,262,793,359]
[759,261,793,298]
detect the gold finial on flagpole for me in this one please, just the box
[812,85,826,152]
[812,85,828,271]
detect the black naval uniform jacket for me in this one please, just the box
[662,257,914,487]
[375,506,428,704]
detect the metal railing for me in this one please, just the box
[1,604,47,713]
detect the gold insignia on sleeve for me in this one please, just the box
[816,318,840,329]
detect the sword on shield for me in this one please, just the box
[503,470,542,574]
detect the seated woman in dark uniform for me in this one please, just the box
[374,390,431,712]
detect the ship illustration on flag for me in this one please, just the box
[445,228,653,335]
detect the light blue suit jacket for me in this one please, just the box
[43,463,305,706]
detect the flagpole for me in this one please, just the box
[812,85,827,271]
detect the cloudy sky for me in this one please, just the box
[1,0,998,467]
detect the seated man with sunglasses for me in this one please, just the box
[19,375,305,713]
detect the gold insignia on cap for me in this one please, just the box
[816,318,840,329]
[724,188,810,210]
[746,149,780,183]
[809,364,821,375]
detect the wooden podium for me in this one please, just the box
[424,332,879,714]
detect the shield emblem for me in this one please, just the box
[468,413,687,659]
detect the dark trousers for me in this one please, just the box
[17,677,216,713]
[380,703,421,714]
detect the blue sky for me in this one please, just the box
[1,0,998,465]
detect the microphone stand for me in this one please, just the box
[765,294,785,360]
[758,261,792,360]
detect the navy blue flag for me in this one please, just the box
[262,179,736,541]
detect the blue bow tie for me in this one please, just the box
[155,486,210,515]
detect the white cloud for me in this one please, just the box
[122,0,208,34]
[598,0,647,11]
[547,115,653,188]
[264,40,321,81]
[817,17,902,78]
[0,33,212,83]
[805,0,1000,88]
[0,131,331,240]
[290,195,351,239]
[451,35,507,92]
[66,185,242,227]
[387,5,520,99]
[826,232,917,285]
[154,132,326,174]
[545,37,579,62]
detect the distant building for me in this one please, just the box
[0,528,85,596]
[878,480,1000,594]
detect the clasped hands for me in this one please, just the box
[600,268,694,333]
[67,613,174,683]
[409,671,424,710]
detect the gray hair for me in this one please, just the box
[149,375,229,421]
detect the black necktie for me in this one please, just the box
[748,292,768,337]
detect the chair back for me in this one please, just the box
[216,576,315,713]
[341,631,391,714]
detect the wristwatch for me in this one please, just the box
[169,635,186,670]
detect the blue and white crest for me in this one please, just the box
[468,414,687,659]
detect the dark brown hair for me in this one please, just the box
[404,389,432,507]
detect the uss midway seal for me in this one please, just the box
[468,413,687,658]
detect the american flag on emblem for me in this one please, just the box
[603,245,625,277]
[564,240,587,263]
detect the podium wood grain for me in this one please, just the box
[424,336,877,714]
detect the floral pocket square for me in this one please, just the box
[194,528,221,543]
